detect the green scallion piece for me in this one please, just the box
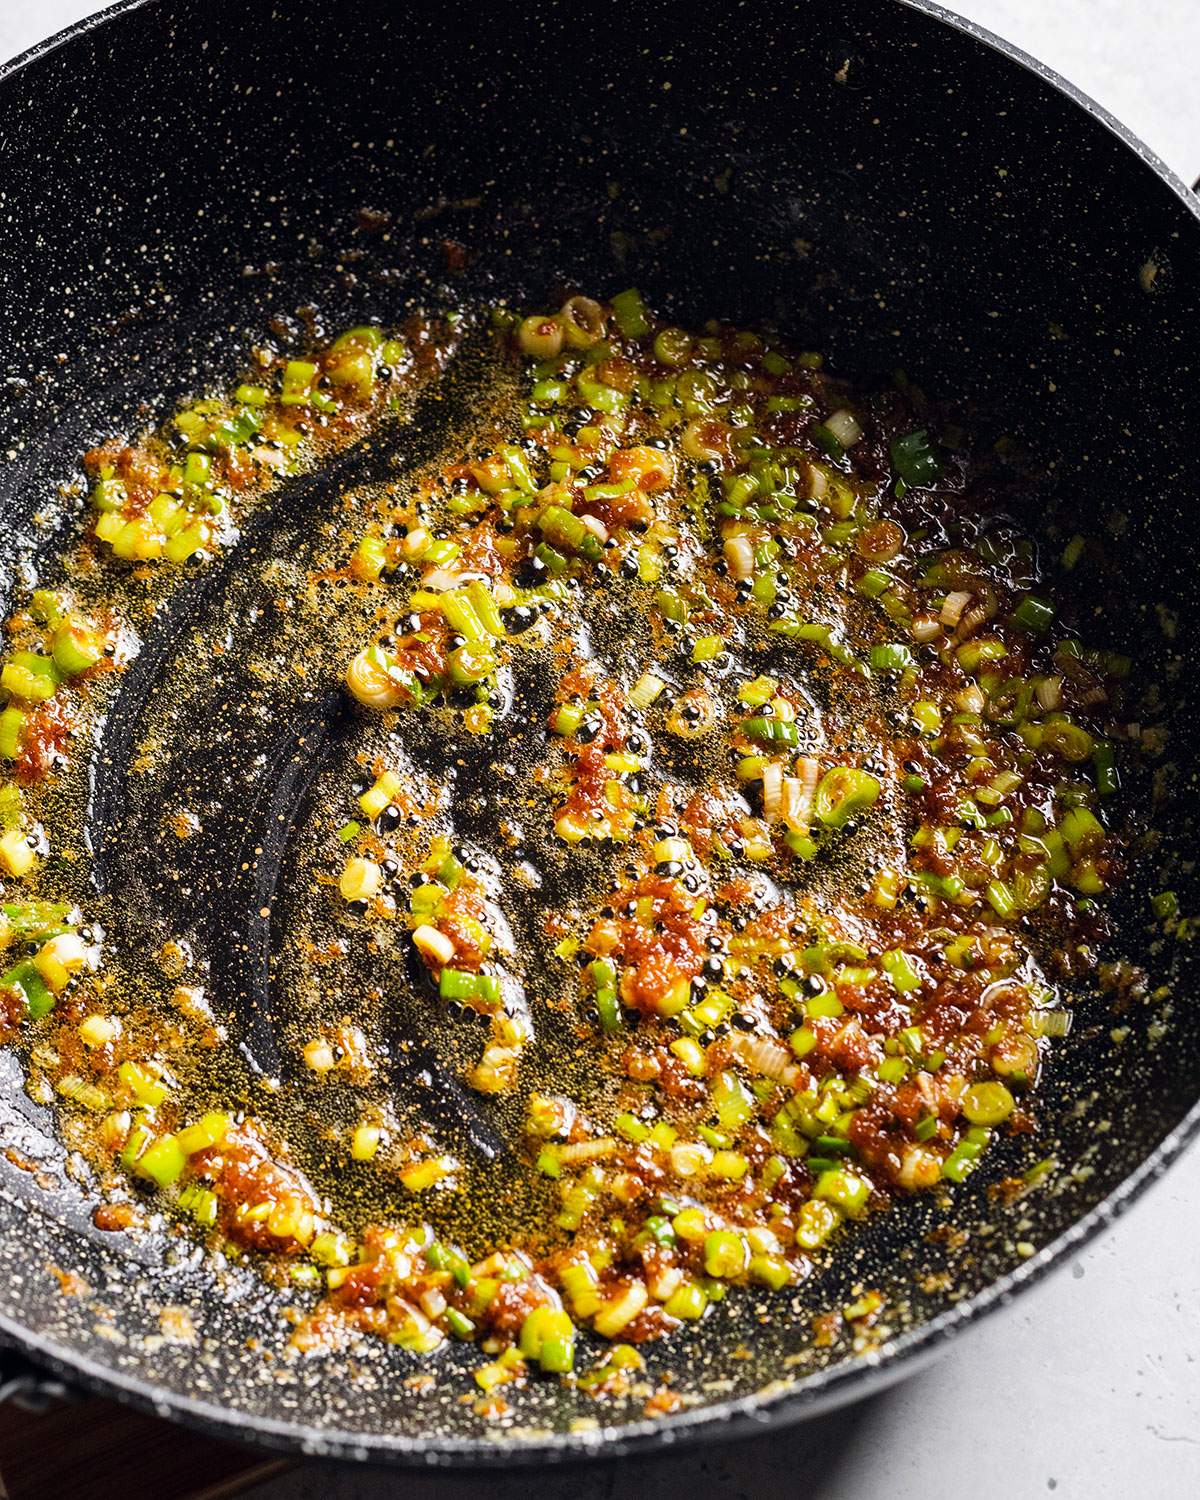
[610,288,650,339]
[881,949,921,993]
[653,327,692,365]
[961,1081,1014,1126]
[815,767,881,829]
[280,359,318,406]
[890,429,941,487]
[857,569,892,598]
[586,957,615,988]
[538,505,603,562]
[1092,742,1119,796]
[446,1307,476,1339]
[0,706,27,760]
[1012,594,1055,633]
[500,444,537,494]
[785,830,820,860]
[812,1167,871,1216]
[439,968,482,1001]
[1,652,61,703]
[691,635,725,664]
[595,987,621,1031]
[465,582,505,637]
[51,619,105,677]
[942,1125,992,1183]
[654,589,688,625]
[551,702,586,737]
[1151,890,1178,919]
[135,1134,188,1188]
[743,716,800,747]
[538,1335,575,1374]
[183,450,212,494]
[767,395,811,415]
[1,959,55,1019]
[582,480,633,503]
[91,477,127,512]
[809,424,845,464]
[704,1229,749,1279]
[1059,804,1104,855]
[869,642,915,673]
[440,591,488,645]
[985,880,1018,918]
[630,671,665,709]
[447,643,496,686]
[531,377,569,405]
[534,541,569,576]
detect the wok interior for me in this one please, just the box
[0,0,1197,1458]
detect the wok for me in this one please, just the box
[0,0,1197,1466]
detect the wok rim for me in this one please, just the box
[0,0,1197,1467]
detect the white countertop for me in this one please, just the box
[2,2,1198,1496]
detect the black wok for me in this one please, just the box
[0,0,1197,1466]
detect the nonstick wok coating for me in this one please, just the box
[0,0,1198,1465]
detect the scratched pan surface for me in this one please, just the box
[0,0,1199,1465]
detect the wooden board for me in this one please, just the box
[0,1390,291,1500]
